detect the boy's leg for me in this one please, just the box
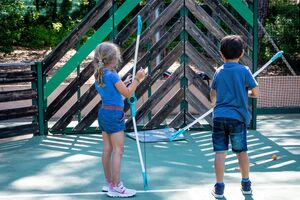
[230,120,252,195]
[102,132,113,184]
[110,131,124,186]
[212,118,228,198]
[215,152,227,182]
[237,152,249,179]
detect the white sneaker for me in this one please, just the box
[107,182,136,198]
[102,181,110,192]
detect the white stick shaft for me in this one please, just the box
[183,108,214,131]
[132,117,146,172]
[132,35,141,81]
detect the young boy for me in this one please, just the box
[210,35,259,198]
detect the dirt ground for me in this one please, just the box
[0,47,94,84]
[0,47,295,80]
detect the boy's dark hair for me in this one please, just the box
[220,35,245,59]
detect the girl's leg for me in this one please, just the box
[102,132,113,183]
[237,152,250,178]
[214,152,227,182]
[110,131,124,186]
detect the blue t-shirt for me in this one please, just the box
[211,62,258,125]
[94,68,124,107]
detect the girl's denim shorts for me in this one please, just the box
[98,108,125,134]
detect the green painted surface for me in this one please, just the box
[227,0,253,27]
[44,0,141,98]
[0,115,299,200]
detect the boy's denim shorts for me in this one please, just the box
[98,108,126,134]
[212,117,248,153]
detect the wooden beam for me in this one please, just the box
[0,71,36,84]
[114,0,162,45]
[203,0,253,46]
[144,88,184,129]
[0,106,37,121]
[186,0,226,41]
[126,65,184,129]
[122,0,183,65]
[50,88,98,131]
[42,0,113,74]
[185,17,224,65]
[168,111,184,129]
[0,89,37,102]
[46,63,94,120]
[185,42,215,79]
[186,17,251,66]
[186,65,210,100]
[185,89,212,125]
[0,123,39,139]
[72,101,102,132]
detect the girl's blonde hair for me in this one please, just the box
[93,42,122,87]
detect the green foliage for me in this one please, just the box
[0,0,26,53]
[261,0,299,73]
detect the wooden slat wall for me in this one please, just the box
[43,0,254,133]
[0,63,39,138]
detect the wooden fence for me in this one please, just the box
[0,0,258,138]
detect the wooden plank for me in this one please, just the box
[72,101,102,132]
[185,89,212,125]
[0,123,39,139]
[114,0,162,45]
[122,18,183,112]
[144,88,184,129]
[185,42,215,79]
[186,112,203,128]
[46,17,183,121]
[74,42,183,132]
[185,66,210,100]
[0,89,37,102]
[42,0,113,75]
[168,111,184,129]
[186,17,251,66]
[185,17,224,65]
[122,0,183,64]
[0,71,36,84]
[126,65,184,129]
[203,0,253,45]
[0,106,37,121]
[134,42,183,100]
[0,62,35,68]
[169,111,202,129]
[186,0,226,41]
[50,88,98,131]
[46,63,94,120]
[186,0,252,51]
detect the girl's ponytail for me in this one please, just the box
[94,59,105,87]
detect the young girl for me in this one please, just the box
[93,42,145,198]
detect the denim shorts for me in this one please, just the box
[212,117,248,153]
[98,108,125,134]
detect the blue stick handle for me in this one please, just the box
[137,15,142,36]
[271,50,284,62]
[128,95,137,117]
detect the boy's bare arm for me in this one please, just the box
[248,87,259,98]
[210,89,217,106]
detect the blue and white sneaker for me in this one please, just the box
[241,180,252,195]
[212,183,225,199]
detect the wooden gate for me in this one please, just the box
[0,0,258,137]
